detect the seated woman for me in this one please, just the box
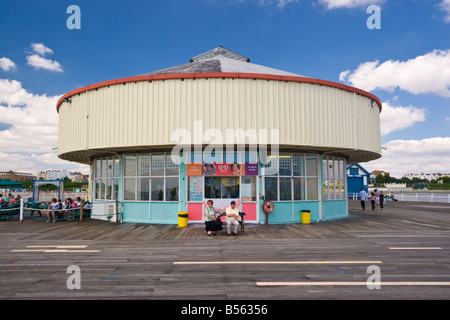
[204,200,222,236]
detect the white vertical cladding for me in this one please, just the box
[58,77,381,161]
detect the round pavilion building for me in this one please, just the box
[57,46,382,224]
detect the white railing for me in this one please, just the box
[349,193,450,203]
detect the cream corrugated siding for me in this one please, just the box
[58,78,381,163]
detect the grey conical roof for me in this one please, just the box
[143,46,303,77]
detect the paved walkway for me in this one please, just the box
[1,200,449,300]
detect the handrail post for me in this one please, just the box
[20,198,24,223]
[79,199,84,223]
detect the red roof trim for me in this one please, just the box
[56,73,382,112]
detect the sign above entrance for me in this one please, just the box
[186,162,258,176]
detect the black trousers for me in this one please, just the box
[360,200,366,210]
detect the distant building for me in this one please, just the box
[0,170,36,182]
[45,169,70,180]
[404,172,450,182]
[69,172,84,182]
[347,164,370,195]
[36,171,47,180]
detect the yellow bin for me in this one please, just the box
[178,211,189,227]
[301,210,311,224]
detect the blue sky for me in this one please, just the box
[0,0,449,177]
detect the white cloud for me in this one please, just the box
[363,137,450,178]
[0,79,88,175]
[30,43,54,56]
[440,0,450,23]
[380,102,426,136]
[0,57,16,71]
[277,0,299,8]
[318,0,385,9]
[0,79,59,153]
[26,54,63,72]
[25,43,63,72]
[340,49,450,97]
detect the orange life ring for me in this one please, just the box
[262,200,275,214]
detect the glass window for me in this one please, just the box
[138,154,151,176]
[165,177,179,201]
[306,155,318,176]
[293,177,305,201]
[307,178,319,200]
[112,178,119,200]
[205,177,221,199]
[124,155,136,177]
[165,155,179,176]
[151,178,165,201]
[124,178,136,201]
[95,160,101,179]
[221,177,239,198]
[279,177,292,201]
[293,155,304,176]
[151,154,165,176]
[279,154,292,176]
[264,155,278,176]
[137,178,150,201]
[265,177,278,201]
[114,158,120,178]
[241,176,256,201]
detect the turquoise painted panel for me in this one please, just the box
[294,202,320,222]
[122,202,149,223]
[322,200,348,221]
[150,202,179,224]
[259,201,320,224]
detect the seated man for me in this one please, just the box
[225,201,240,236]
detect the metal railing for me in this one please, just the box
[349,193,450,203]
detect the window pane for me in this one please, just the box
[293,155,304,176]
[334,160,339,178]
[205,177,221,199]
[151,177,164,201]
[165,154,179,176]
[306,155,318,176]
[328,179,335,200]
[322,179,329,200]
[293,177,305,201]
[265,177,278,201]
[327,160,334,178]
[95,179,101,199]
[102,159,108,178]
[107,158,113,178]
[279,177,292,201]
[95,160,101,178]
[105,179,112,200]
[279,154,292,176]
[188,176,203,201]
[124,178,136,201]
[113,158,120,178]
[263,154,278,176]
[224,152,238,163]
[340,179,346,199]
[221,177,239,199]
[124,155,136,177]
[151,154,165,176]
[307,178,318,200]
[112,178,119,200]
[322,159,327,179]
[138,154,151,176]
[241,176,256,201]
[339,160,345,178]
[137,177,150,201]
[165,177,179,201]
